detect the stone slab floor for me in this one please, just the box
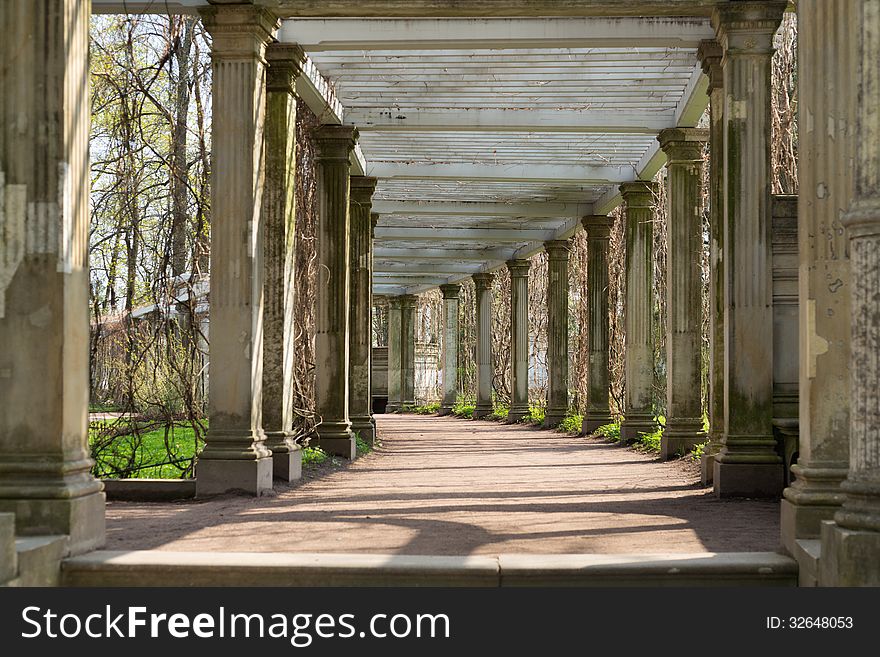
[105,414,781,555]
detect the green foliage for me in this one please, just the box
[355,434,373,455]
[595,422,621,441]
[302,446,329,467]
[489,405,509,421]
[558,413,583,434]
[452,400,475,418]
[635,426,663,453]
[410,402,440,415]
[89,418,203,479]
[691,440,709,461]
[522,404,546,425]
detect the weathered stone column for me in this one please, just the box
[196,4,278,496]
[261,43,303,482]
[658,128,709,459]
[385,296,403,413]
[400,294,418,408]
[544,241,571,428]
[820,0,880,587]
[507,260,531,423]
[348,176,377,445]
[473,273,495,419]
[0,0,105,552]
[712,1,787,497]
[313,124,358,459]
[438,284,461,415]
[581,216,614,434]
[781,0,856,555]
[697,39,725,484]
[620,182,658,443]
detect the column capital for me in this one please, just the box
[582,215,614,238]
[696,39,723,92]
[544,240,571,260]
[350,176,378,206]
[440,283,461,299]
[388,296,403,309]
[373,294,389,307]
[712,1,787,55]
[619,181,657,209]
[199,4,279,60]
[400,294,419,309]
[314,124,358,162]
[506,259,531,278]
[658,127,709,163]
[473,272,495,290]
[265,43,305,93]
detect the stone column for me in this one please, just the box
[348,176,377,445]
[658,128,709,459]
[196,4,278,496]
[473,273,495,419]
[820,0,880,587]
[261,43,303,482]
[697,39,725,484]
[544,241,571,428]
[0,0,105,552]
[385,296,403,413]
[712,1,787,497]
[369,213,379,432]
[581,216,614,434]
[400,294,418,408]
[507,260,531,423]
[781,0,857,554]
[620,182,658,443]
[313,124,358,459]
[438,284,461,416]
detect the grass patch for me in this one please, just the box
[558,413,583,434]
[410,402,440,415]
[89,419,203,479]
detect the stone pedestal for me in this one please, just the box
[782,0,856,549]
[261,44,304,482]
[712,1,787,497]
[697,39,725,484]
[196,5,279,496]
[581,217,614,434]
[619,182,658,443]
[820,0,880,587]
[544,241,570,428]
[658,128,708,460]
[439,284,461,415]
[473,273,495,419]
[400,294,417,408]
[386,297,403,413]
[0,0,105,553]
[507,261,531,423]
[349,176,378,444]
[313,124,358,459]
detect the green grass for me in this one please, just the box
[558,413,583,434]
[410,402,441,415]
[89,419,203,479]
[88,403,121,413]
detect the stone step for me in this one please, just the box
[62,550,798,587]
[5,536,68,587]
[0,513,16,585]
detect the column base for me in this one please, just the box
[700,453,716,486]
[313,437,356,459]
[780,498,840,555]
[818,520,880,586]
[543,408,567,428]
[196,457,273,497]
[272,447,302,483]
[660,420,706,460]
[437,405,453,417]
[0,491,106,556]
[620,414,656,444]
[350,416,375,446]
[507,404,529,424]
[713,460,784,498]
[385,402,401,413]
[473,403,493,419]
[581,411,613,435]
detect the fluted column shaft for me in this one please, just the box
[439,284,461,415]
[659,128,709,459]
[196,5,279,496]
[348,176,377,444]
[820,0,880,586]
[620,182,658,443]
[697,38,725,484]
[386,297,403,413]
[781,0,857,548]
[313,124,358,459]
[507,261,531,422]
[473,273,495,419]
[262,44,303,482]
[544,241,570,427]
[400,294,417,407]
[712,2,787,497]
[0,0,105,551]
[581,216,614,434]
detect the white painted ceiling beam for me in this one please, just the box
[374,247,516,261]
[278,17,713,51]
[372,200,591,217]
[350,108,673,134]
[373,262,481,274]
[366,162,634,183]
[510,216,584,260]
[374,228,557,242]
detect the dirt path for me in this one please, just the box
[104,414,781,555]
